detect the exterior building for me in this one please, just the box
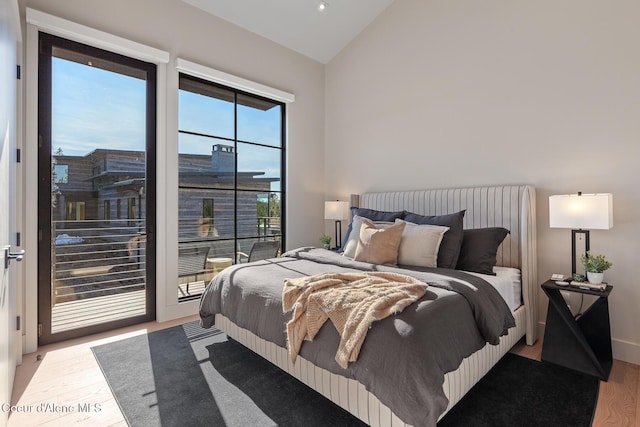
[51,144,279,302]
[52,144,277,238]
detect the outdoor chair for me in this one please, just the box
[178,246,210,295]
[237,240,280,263]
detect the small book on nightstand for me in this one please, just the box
[570,281,607,291]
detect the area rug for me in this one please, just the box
[92,322,599,426]
[437,352,599,427]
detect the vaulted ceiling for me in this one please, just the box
[181,0,395,64]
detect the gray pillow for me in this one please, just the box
[403,210,466,269]
[456,227,510,275]
[352,207,404,222]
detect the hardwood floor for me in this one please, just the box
[9,320,639,426]
[8,315,198,427]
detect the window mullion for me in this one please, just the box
[233,92,238,260]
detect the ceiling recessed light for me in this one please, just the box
[317,1,328,12]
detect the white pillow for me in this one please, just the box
[342,215,394,258]
[395,219,450,268]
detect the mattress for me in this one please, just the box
[467,266,523,312]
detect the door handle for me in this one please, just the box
[4,247,25,269]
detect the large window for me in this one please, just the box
[177,73,285,300]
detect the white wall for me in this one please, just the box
[18,0,325,343]
[326,0,640,364]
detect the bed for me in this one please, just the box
[199,185,538,426]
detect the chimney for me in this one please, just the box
[211,144,235,173]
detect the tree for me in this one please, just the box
[51,147,63,208]
[269,193,280,218]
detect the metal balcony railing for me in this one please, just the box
[52,219,146,305]
[51,215,282,305]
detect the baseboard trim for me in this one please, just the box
[612,338,640,366]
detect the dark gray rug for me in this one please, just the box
[92,322,599,427]
[438,352,599,427]
[92,321,366,427]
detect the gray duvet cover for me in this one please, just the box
[199,247,515,427]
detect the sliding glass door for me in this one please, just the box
[38,33,156,344]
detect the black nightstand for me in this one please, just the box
[541,280,613,381]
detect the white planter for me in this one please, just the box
[587,271,604,284]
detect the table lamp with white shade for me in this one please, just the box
[549,192,613,276]
[324,201,349,250]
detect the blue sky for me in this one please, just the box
[178,90,282,188]
[52,57,282,189]
[52,57,146,156]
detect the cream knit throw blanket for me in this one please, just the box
[282,272,428,369]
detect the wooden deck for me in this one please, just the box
[51,290,147,333]
[178,278,208,299]
[51,281,208,333]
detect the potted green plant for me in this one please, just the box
[320,235,332,250]
[580,251,612,284]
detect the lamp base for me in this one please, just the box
[334,220,343,250]
[571,229,590,276]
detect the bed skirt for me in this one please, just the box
[214,304,526,426]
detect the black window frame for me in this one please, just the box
[177,72,287,271]
[37,32,157,343]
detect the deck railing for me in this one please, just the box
[52,219,146,305]
[52,216,282,305]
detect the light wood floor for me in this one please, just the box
[8,315,199,427]
[8,320,639,426]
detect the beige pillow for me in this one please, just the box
[395,219,450,268]
[353,219,406,265]
[342,215,395,258]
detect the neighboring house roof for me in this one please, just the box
[56,145,278,192]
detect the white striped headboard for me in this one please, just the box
[352,185,538,345]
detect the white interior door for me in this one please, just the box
[0,127,15,427]
[1,0,20,421]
